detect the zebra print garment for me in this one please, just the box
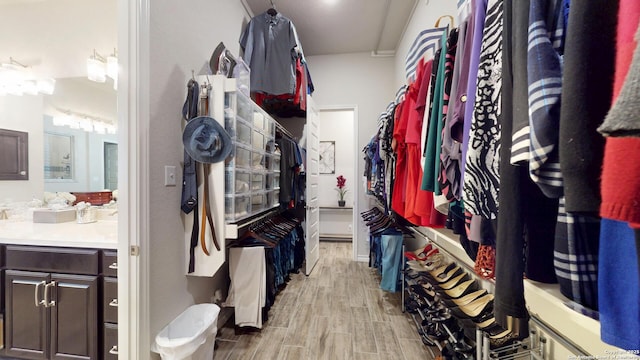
[521,0,566,198]
[463,0,503,219]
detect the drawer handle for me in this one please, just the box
[108,262,118,270]
[109,345,118,355]
[109,299,118,307]
[34,281,46,307]
[44,281,56,307]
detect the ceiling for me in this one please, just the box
[243,0,419,56]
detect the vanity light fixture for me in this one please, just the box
[0,57,56,96]
[88,48,118,89]
[53,108,117,134]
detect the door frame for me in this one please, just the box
[318,105,359,262]
[118,0,149,358]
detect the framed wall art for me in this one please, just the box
[319,141,335,174]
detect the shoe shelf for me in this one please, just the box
[402,258,545,360]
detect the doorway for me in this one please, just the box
[318,106,358,261]
[104,142,118,190]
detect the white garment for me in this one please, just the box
[225,246,266,328]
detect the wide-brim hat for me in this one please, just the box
[183,116,232,163]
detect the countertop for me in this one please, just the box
[0,219,118,249]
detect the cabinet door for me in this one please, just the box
[4,270,50,360]
[103,323,118,360]
[50,274,98,360]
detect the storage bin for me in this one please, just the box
[225,195,250,221]
[225,169,250,195]
[251,192,267,212]
[225,116,251,146]
[252,129,265,151]
[152,303,220,360]
[228,144,251,170]
[251,151,266,171]
[236,92,252,121]
[268,190,280,207]
[251,173,265,191]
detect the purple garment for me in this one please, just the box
[440,19,468,201]
[460,0,488,185]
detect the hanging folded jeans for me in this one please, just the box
[380,228,404,292]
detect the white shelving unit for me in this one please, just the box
[184,75,283,277]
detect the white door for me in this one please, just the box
[305,95,320,275]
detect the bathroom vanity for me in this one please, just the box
[0,219,117,360]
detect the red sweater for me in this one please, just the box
[600,0,640,226]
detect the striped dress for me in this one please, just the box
[462,0,504,219]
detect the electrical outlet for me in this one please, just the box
[164,166,176,186]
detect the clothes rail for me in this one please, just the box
[274,119,295,140]
[530,314,589,357]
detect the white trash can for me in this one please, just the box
[152,303,220,360]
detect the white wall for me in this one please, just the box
[305,52,395,259]
[146,0,250,354]
[318,109,355,207]
[0,0,117,79]
[394,0,458,89]
[0,95,44,202]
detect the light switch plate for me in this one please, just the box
[164,165,177,186]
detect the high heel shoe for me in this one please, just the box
[450,294,494,321]
[436,272,470,290]
[431,266,463,284]
[443,289,488,308]
[441,279,479,299]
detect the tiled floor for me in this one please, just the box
[213,241,437,360]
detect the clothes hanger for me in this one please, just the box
[267,0,277,16]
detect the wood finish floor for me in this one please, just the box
[213,241,437,360]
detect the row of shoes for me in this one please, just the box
[404,244,523,351]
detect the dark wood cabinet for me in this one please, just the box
[4,271,50,360]
[102,324,117,360]
[100,253,118,360]
[0,129,28,181]
[2,247,103,360]
[50,274,98,360]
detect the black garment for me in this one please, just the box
[449,201,478,262]
[276,137,299,205]
[559,0,618,213]
[496,0,558,329]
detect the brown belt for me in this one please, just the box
[200,163,221,253]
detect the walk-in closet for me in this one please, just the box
[1,0,638,359]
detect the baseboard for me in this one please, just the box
[357,255,369,263]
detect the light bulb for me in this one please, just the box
[37,78,56,95]
[23,80,39,95]
[106,55,118,80]
[87,57,106,83]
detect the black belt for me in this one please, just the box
[182,79,200,273]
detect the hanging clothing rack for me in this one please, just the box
[225,207,281,240]
[274,119,295,140]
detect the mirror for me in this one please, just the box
[43,77,117,192]
[0,0,117,202]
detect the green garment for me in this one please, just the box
[422,31,448,195]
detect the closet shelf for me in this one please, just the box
[415,225,623,358]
